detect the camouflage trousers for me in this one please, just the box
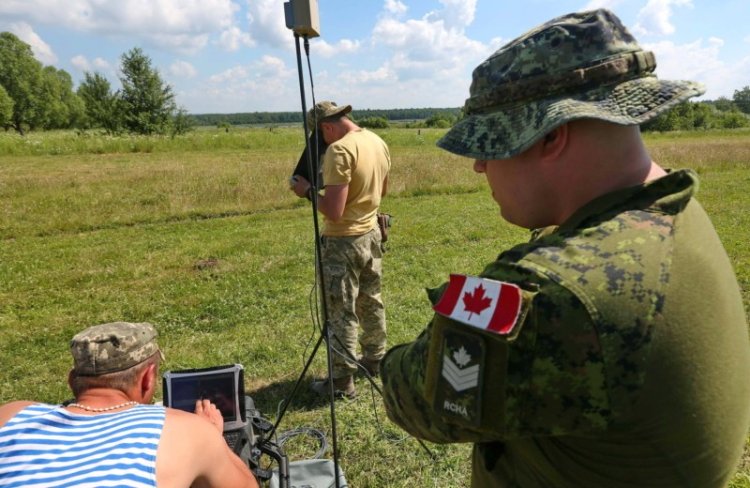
[321,228,386,379]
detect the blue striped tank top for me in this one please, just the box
[0,403,165,488]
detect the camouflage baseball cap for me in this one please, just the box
[438,9,705,160]
[307,100,352,129]
[71,322,163,376]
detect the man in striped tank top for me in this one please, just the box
[0,321,258,488]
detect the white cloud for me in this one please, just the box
[633,0,693,36]
[310,39,361,58]
[372,16,488,80]
[246,0,294,49]
[70,54,117,90]
[218,26,254,51]
[0,0,238,54]
[645,37,750,99]
[384,0,408,16]
[71,55,90,72]
[425,0,477,30]
[151,33,210,55]
[197,55,296,112]
[583,0,623,9]
[209,65,249,84]
[9,21,57,64]
[340,66,394,85]
[245,0,360,59]
[71,54,113,74]
[308,0,498,109]
[169,60,197,78]
[209,55,291,84]
[93,57,110,70]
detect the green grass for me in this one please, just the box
[1,127,749,486]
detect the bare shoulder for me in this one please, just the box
[157,408,210,486]
[160,407,217,452]
[158,408,230,487]
[0,401,36,427]
[158,407,257,488]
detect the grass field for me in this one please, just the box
[1,126,749,486]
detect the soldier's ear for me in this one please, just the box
[139,362,158,398]
[540,124,568,161]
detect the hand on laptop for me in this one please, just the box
[195,398,224,434]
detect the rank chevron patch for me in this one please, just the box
[433,328,485,426]
[442,354,480,392]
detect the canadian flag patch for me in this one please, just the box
[433,274,522,335]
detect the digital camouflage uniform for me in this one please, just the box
[381,8,750,488]
[382,170,750,487]
[322,229,386,377]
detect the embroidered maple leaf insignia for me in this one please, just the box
[462,284,493,319]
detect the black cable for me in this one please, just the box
[277,427,329,460]
[304,37,321,189]
[270,33,342,488]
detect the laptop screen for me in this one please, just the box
[162,364,246,431]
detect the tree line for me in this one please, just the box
[191,107,461,128]
[0,32,190,136]
[641,92,750,131]
[1,30,749,135]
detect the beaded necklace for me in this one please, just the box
[67,401,138,412]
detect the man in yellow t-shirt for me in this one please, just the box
[291,101,391,399]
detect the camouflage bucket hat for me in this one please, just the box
[71,322,164,376]
[437,9,705,160]
[307,100,352,129]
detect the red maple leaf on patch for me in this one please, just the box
[462,284,492,319]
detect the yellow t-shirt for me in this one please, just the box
[322,128,391,236]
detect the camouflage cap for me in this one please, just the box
[307,100,352,130]
[437,9,705,160]
[70,322,163,376]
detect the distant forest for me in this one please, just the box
[191,107,462,126]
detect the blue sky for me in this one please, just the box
[1,0,748,114]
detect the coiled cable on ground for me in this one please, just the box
[276,427,329,460]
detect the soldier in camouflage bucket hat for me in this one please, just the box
[438,9,704,159]
[70,321,164,375]
[306,101,352,132]
[381,8,750,488]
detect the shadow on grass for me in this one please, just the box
[248,370,383,421]
[248,377,337,417]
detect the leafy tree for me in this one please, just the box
[38,66,86,129]
[170,107,195,137]
[118,47,176,134]
[719,110,750,129]
[0,84,13,129]
[425,113,455,128]
[358,116,389,129]
[712,96,737,112]
[54,68,85,129]
[0,32,44,134]
[690,102,715,130]
[65,90,86,129]
[77,72,122,134]
[733,86,750,114]
[642,104,681,132]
